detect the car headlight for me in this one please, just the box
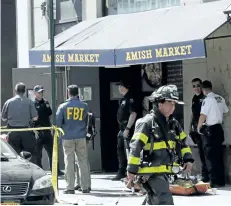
[32,175,52,190]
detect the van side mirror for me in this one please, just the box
[20,151,32,160]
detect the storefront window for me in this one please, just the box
[108,0,180,14]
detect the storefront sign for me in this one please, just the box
[29,40,206,67]
[115,39,206,66]
[29,50,115,67]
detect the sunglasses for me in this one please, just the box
[192,84,200,88]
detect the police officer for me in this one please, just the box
[33,85,64,175]
[56,85,90,194]
[111,80,138,181]
[127,85,194,205]
[1,82,38,163]
[189,78,208,182]
[198,80,229,187]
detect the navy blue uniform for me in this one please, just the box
[116,91,138,177]
[33,98,54,170]
[190,93,208,181]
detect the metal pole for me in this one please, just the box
[49,1,59,199]
[49,0,56,125]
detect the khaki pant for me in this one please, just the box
[63,138,90,190]
[75,147,91,187]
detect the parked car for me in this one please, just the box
[0,136,54,205]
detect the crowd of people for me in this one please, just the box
[1,78,229,204]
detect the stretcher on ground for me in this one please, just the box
[123,174,210,196]
[169,177,210,195]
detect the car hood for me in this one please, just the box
[1,157,46,183]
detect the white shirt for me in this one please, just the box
[200,92,228,126]
[209,92,229,118]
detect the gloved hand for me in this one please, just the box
[127,172,135,180]
[183,162,193,172]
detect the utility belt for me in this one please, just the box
[7,125,29,129]
[200,123,222,136]
[199,124,210,136]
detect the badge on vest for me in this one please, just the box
[121,100,126,105]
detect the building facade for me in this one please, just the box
[12,0,231,183]
[1,0,17,120]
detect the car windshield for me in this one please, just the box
[1,139,17,159]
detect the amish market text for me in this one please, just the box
[126,45,192,61]
[41,44,193,63]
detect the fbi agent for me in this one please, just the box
[33,85,64,176]
[127,85,194,205]
[188,78,208,182]
[1,82,38,164]
[111,80,138,181]
[56,85,90,194]
[198,81,229,187]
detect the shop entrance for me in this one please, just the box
[99,65,142,172]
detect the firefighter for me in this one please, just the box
[127,85,194,205]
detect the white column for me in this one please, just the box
[82,0,103,21]
[16,0,32,68]
[33,0,49,47]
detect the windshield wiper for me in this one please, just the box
[1,153,9,161]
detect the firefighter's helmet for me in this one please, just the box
[148,85,184,104]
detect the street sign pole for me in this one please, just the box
[49,0,56,125]
[49,0,59,200]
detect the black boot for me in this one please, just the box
[58,170,64,176]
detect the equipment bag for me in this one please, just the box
[86,111,97,142]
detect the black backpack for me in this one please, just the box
[86,111,97,142]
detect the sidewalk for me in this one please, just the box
[55,174,231,205]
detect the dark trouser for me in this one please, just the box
[8,126,37,164]
[144,175,174,205]
[203,124,225,185]
[36,130,53,170]
[117,130,128,175]
[190,131,209,180]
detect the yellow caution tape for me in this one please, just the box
[0,126,7,129]
[0,126,64,203]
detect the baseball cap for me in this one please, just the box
[34,85,44,93]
